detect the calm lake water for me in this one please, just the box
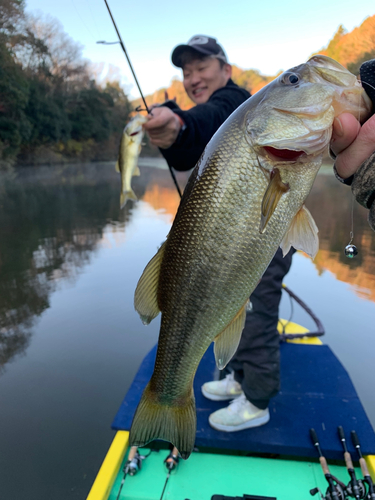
[0,159,374,499]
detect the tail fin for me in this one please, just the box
[129,383,196,460]
[120,189,137,209]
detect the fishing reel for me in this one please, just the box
[124,450,146,476]
[345,478,367,499]
[310,478,346,500]
[164,448,179,472]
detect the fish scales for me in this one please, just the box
[154,107,319,395]
[130,55,372,459]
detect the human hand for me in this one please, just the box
[330,59,375,231]
[330,58,375,180]
[331,113,375,179]
[143,107,182,149]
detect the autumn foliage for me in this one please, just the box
[135,14,375,111]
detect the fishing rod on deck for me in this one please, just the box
[159,447,179,500]
[310,428,346,500]
[100,0,182,199]
[351,431,375,500]
[337,426,366,500]
[115,446,155,500]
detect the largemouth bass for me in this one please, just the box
[116,113,147,208]
[130,56,372,459]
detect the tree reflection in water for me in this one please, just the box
[0,161,374,374]
[0,164,135,373]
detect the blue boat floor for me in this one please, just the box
[109,448,361,500]
[112,343,375,459]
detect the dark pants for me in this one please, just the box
[227,247,295,410]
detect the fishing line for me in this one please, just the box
[345,195,358,258]
[85,0,102,39]
[102,0,182,199]
[70,0,98,42]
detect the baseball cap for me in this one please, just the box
[171,35,228,68]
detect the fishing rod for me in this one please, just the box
[101,0,182,199]
[159,447,179,500]
[103,0,149,114]
[310,428,346,500]
[351,431,375,500]
[338,426,366,500]
[115,446,154,500]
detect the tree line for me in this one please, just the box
[0,0,133,168]
[134,15,375,111]
[1,2,374,168]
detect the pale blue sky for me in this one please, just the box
[25,0,374,98]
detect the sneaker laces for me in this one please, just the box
[228,393,248,412]
[224,371,236,390]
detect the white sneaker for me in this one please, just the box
[208,394,270,432]
[201,372,243,401]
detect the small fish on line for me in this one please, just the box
[116,113,148,208]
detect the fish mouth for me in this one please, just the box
[263,147,306,161]
[126,125,143,137]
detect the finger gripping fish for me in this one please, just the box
[130,56,372,459]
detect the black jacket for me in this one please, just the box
[160,79,251,171]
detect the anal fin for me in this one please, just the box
[134,241,166,324]
[134,165,141,176]
[214,300,248,370]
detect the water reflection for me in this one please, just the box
[0,161,374,375]
[0,160,374,500]
[0,162,189,373]
[305,170,375,301]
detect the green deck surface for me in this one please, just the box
[110,448,358,500]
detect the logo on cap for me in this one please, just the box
[188,36,209,46]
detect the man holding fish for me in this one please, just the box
[131,36,375,456]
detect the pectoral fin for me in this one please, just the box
[280,205,319,259]
[134,241,166,324]
[214,300,248,370]
[260,169,289,233]
[115,160,120,173]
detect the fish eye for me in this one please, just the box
[281,72,300,85]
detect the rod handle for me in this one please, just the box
[351,430,360,449]
[310,428,319,446]
[128,446,138,461]
[338,426,346,442]
[320,456,330,475]
[344,451,354,470]
[359,457,371,478]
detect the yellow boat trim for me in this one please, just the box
[365,454,375,478]
[277,319,322,345]
[87,430,129,500]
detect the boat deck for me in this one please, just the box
[108,447,361,500]
[112,342,375,460]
